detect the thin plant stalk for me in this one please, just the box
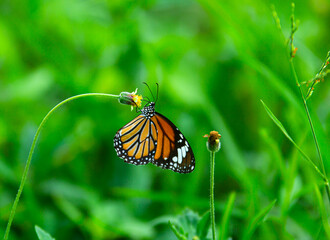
[204,131,221,240]
[3,93,119,240]
[290,60,330,201]
[271,3,330,202]
[210,151,216,240]
[287,2,330,201]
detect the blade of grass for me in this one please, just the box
[35,226,55,240]
[219,192,236,240]
[242,199,277,240]
[314,183,330,239]
[196,211,210,239]
[260,100,327,182]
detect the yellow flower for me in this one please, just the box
[118,88,143,110]
[132,94,142,108]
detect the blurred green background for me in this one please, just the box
[0,0,329,239]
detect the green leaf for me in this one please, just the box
[196,211,210,239]
[168,209,212,240]
[169,221,187,240]
[243,199,277,240]
[219,192,236,240]
[35,226,55,240]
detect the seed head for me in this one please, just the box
[204,130,221,153]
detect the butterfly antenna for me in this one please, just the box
[142,97,151,103]
[143,82,156,102]
[155,83,159,104]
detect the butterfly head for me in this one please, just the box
[141,102,155,117]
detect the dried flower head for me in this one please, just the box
[118,88,143,110]
[203,130,221,153]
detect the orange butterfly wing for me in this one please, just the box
[114,112,195,173]
[150,113,195,173]
[114,115,157,165]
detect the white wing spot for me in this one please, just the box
[181,146,186,158]
[173,156,178,163]
[177,149,182,164]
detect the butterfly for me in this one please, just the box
[113,87,195,174]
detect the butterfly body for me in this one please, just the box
[114,102,195,173]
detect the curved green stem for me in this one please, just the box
[210,151,216,240]
[3,93,119,240]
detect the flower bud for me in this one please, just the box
[118,88,143,110]
[203,131,221,153]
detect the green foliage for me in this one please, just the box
[219,192,236,240]
[169,209,211,240]
[196,211,211,239]
[35,226,55,240]
[260,100,326,181]
[242,199,277,240]
[0,0,329,239]
[313,184,330,239]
